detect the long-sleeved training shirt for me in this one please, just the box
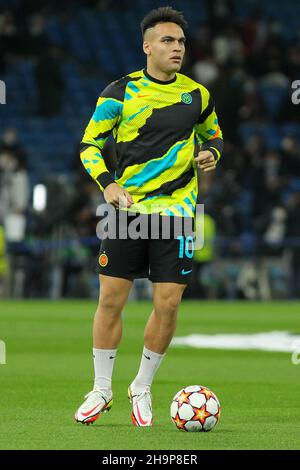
[80,68,223,217]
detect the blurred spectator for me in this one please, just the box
[213,64,245,139]
[285,46,300,80]
[280,136,300,178]
[286,192,300,298]
[206,0,235,30]
[186,212,217,298]
[0,150,30,242]
[239,78,267,122]
[68,178,101,240]
[260,60,289,88]
[0,128,27,161]
[0,0,300,298]
[0,224,9,297]
[192,58,219,88]
[25,13,49,56]
[213,27,245,66]
[262,206,287,256]
[190,24,212,61]
[0,11,20,58]
[263,151,282,190]
[279,92,300,123]
[35,45,64,116]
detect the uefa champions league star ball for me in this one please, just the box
[170,385,221,432]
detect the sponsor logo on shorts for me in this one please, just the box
[99,253,108,267]
[181,268,192,276]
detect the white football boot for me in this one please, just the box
[128,385,153,427]
[74,386,113,425]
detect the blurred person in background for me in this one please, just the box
[0,127,27,161]
[0,224,9,297]
[286,192,300,298]
[35,45,64,116]
[0,150,30,241]
[0,0,298,304]
[0,148,30,297]
[280,135,300,179]
[0,11,20,59]
[186,211,217,299]
[25,12,49,57]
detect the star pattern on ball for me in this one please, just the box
[176,391,192,406]
[173,413,186,430]
[199,388,215,400]
[192,405,211,424]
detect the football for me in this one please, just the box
[170,385,221,432]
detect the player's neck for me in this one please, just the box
[145,64,176,83]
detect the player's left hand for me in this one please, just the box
[195,150,216,172]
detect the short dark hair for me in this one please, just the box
[140,6,188,37]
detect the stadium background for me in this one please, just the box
[1,0,300,452]
[1,0,300,300]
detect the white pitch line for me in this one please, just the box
[171,331,300,353]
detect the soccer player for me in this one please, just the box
[75,6,223,426]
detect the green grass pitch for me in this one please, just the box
[0,300,300,450]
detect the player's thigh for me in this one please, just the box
[98,274,133,312]
[96,236,149,281]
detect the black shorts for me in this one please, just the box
[95,211,195,284]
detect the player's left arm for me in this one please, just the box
[194,88,224,172]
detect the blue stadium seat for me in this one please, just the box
[0,0,297,179]
[259,83,289,119]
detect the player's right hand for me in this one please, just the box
[103,183,134,208]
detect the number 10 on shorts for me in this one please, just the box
[177,235,194,259]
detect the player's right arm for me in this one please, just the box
[80,84,133,207]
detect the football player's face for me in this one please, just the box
[143,22,186,73]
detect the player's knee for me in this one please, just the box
[155,293,181,316]
[155,285,185,315]
[97,277,131,313]
[98,289,123,314]
[97,276,132,314]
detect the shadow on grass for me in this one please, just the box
[85,423,132,428]
[75,423,234,433]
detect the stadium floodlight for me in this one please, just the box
[33,184,47,212]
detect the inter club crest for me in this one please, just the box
[99,253,108,267]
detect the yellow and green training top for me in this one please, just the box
[80,68,223,217]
